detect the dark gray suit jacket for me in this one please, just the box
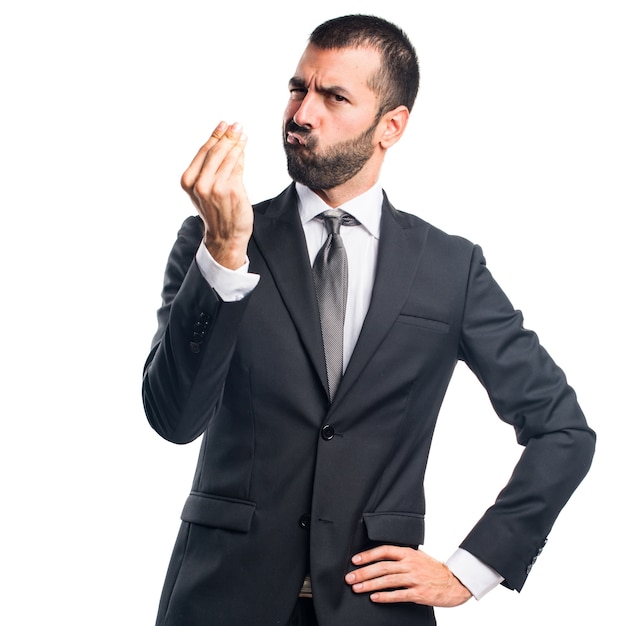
[143,184,595,625]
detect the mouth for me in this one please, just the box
[286,130,306,146]
[284,120,312,148]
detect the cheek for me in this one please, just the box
[283,100,299,123]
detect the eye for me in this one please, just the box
[326,92,350,105]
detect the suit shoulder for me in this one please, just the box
[385,199,477,258]
[252,184,296,217]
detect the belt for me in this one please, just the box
[299,575,312,598]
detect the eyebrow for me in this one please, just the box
[288,77,307,89]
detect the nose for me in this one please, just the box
[292,92,318,129]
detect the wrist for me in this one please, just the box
[204,235,248,270]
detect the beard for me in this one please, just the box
[283,118,378,190]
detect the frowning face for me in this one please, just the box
[283,44,384,191]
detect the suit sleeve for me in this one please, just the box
[457,245,595,592]
[142,216,252,444]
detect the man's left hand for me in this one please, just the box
[345,545,472,607]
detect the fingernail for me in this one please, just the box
[352,555,362,564]
[231,122,242,133]
[345,573,355,583]
[354,583,363,591]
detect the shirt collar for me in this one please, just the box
[295,182,382,240]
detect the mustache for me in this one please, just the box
[285,120,311,137]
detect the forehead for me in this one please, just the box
[291,44,381,92]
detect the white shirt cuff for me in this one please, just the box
[446,548,504,600]
[195,242,259,302]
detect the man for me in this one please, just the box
[142,14,595,626]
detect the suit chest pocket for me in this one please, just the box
[396,314,450,334]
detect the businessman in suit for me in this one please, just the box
[142,14,595,626]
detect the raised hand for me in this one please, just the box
[181,122,253,270]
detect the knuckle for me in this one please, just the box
[180,172,193,192]
[193,179,212,199]
[211,179,229,200]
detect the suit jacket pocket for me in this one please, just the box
[363,512,425,547]
[397,314,450,333]
[181,491,256,533]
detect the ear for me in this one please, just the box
[377,105,410,149]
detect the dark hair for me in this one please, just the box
[309,14,420,114]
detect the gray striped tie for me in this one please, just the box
[312,209,360,401]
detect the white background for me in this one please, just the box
[1,1,623,624]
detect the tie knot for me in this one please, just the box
[317,209,360,235]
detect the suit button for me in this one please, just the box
[190,341,201,354]
[321,424,335,441]
[299,514,311,529]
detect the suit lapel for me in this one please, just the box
[333,196,429,407]
[252,186,430,407]
[252,184,328,394]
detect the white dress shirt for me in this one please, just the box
[194,182,504,599]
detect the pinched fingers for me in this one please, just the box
[181,121,226,194]
[179,122,253,269]
[180,121,245,197]
[195,126,247,202]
